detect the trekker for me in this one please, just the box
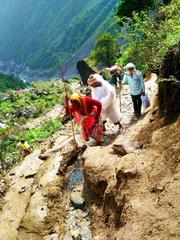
[123,63,145,119]
[17,140,32,156]
[88,74,123,132]
[106,64,123,87]
[65,93,103,145]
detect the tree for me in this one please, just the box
[117,0,180,73]
[116,0,172,18]
[88,33,120,67]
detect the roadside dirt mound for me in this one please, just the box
[81,75,179,240]
[82,116,180,240]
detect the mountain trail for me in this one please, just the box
[0,74,179,240]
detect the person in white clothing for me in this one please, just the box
[88,73,123,132]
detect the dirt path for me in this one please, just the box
[1,74,176,240]
[82,75,180,239]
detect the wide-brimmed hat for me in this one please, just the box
[125,63,135,69]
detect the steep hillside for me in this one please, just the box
[0,73,26,92]
[0,0,119,77]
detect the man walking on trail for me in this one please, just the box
[88,73,123,132]
[123,63,145,119]
[106,63,123,88]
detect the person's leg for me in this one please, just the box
[103,120,107,132]
[131,94,138,115]
[102,109,107,132]
[136,94,142,116]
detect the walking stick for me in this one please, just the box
[59,65,78,148]
[119,80,122,112]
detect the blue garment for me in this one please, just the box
[123,70,145,96]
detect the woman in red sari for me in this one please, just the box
[65,93,103,145]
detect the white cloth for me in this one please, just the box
[91,76,121,123]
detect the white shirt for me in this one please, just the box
[91,78,116,110]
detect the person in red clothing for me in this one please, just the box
[65,93,103,145]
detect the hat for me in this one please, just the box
[88,74,102,86]
[125,63,135,69]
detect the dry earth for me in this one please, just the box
[0,74,179,240]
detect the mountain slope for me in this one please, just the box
[0,0,119,77]
[0,73,26,92]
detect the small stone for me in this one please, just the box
[70,192,85,210]
[18,186,26,194]
[25,172,36,179]
[9,172,15,176]
[116,168,138,182]
[112,140,140,156]
[112,144,127,156]
[150,185,165,193]
[80,226,92,240]
[38,154,50,160]
[71,229,80,239]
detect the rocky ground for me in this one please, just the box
[22,104,64,130]
[0,74,179,240]
[82,75,180,240]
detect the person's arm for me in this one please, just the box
[86,97,102,119]
[122,74,128,85]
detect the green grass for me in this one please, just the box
[0,80,72,126]
[0,119,62,168]
[0,79,72,169]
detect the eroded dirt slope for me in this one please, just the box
[82,77,180,239]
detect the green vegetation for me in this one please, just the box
[0,73,26,92]
[117,0,180,73]
[0,80,72,127]
[116,0,155,18]
[0,0,119,75]
[0,119,62,168]
[88,32,120,67]
[0,79,73,170]
[88,0,179,75]
[116,0,172,19]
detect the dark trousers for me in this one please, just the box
[131,94,142,116]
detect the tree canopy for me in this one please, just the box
[116,0,172,18]
[88,33,120,68]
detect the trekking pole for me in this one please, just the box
[119,80,122,112]
[59,65,78,148]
